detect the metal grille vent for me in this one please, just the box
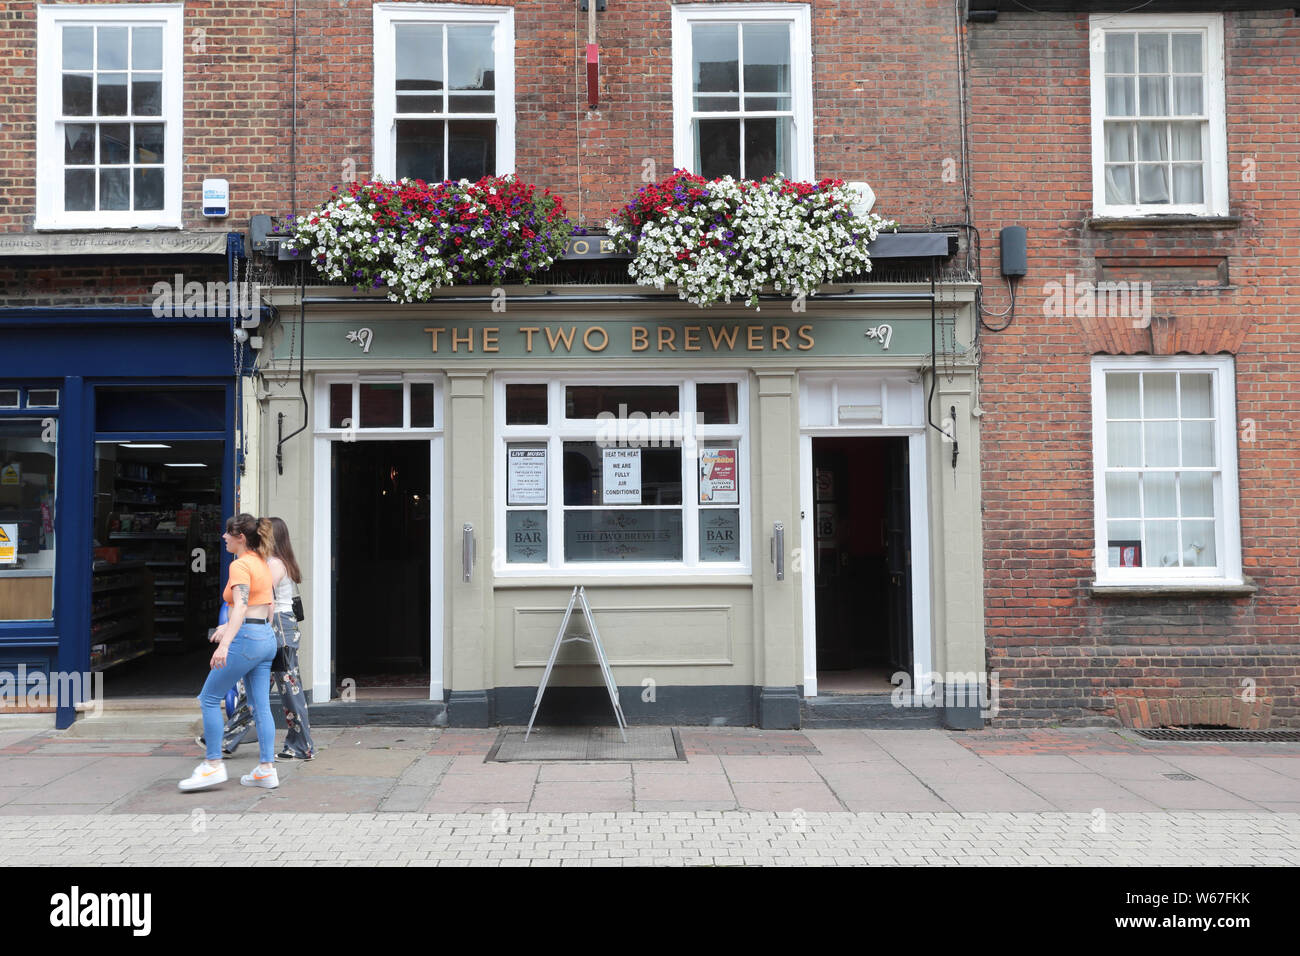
[1137,729,1300,742]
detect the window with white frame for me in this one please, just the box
[496,377,748,571]
[317,376,442,433]
[1089,13,1227,217]
[1092,356,1241,584]
[373,4,515,183]
[672,4,813,181]
[35,4,183,229]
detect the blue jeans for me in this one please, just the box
[198,621,277,764]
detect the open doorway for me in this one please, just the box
[331,440,431,699]
[811,436,912,694]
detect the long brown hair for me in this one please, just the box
[259,516,302,583]
[225,513,262,552]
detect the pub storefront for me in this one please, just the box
[254,241,986,729]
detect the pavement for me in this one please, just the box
[1,722,1298,865]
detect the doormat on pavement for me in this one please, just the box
[487,727,685,761]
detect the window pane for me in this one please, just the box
[1105,32,1135,74]
[563,442,681,506]
[1108,421,1141,467]
[97,72,129,116]
[1138,32,1167,73]
[133,168,164,210]
[132,26,162,70]
[98,26,129,70]
[1171,33,1202,73]
[132,77,162,116]
[448,25,495,91]
[63,26,94,70]
[100,124,129,165]
[506,511,546,563]
[410,383,435,428]
[1106,473,1140,519]
[1181,472,1214,517]
[0,391,17,408]
[1172,76,1202,115]
[743,116,790,180]
[99,168,130,210]
[693,24,739,93]
[1181,521,1215,566]
[742,22,790,93]
[398,94,444,114]
[329,384,351,429]
[395,120,444,182]
[699,509,740,561]
[1170,123,1201,160]
[1105,165,1133,205]
[699,446,739,505]
[396,24,444,92]
[0,419,59,622]
[695,94,739,113]
[1105,123,1133,162]
[1181,421,1214,466]
[449,92,495,114]
[447,120,495,180]
[506,384,547,425]
[1143,421,1178,466]
[1137,164,1169,203]
[565,386,679,420]
[1107,373,1141,418]
[1172,165,1203,205]
[744,95,792,112]
[697,383,739,424]
[696,118,740,180]
[1143,373,1177,418]
[359,383,403,428]
[1180,373,1212,417]
[564,509,683,562]
[64,124,96,164]
[65,169,96,210]
[1106,76,1134,117]
[1148,520,1180,567]
[134,123,165,164]
[63,73,93,115]
[1136,122,1168,161]
[1139,76,1168,116]
[1143,472,1177,518]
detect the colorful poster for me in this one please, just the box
[0,524,16,564]
[602,448,642,504]
[507,446,547,505]
[699,448,738,504]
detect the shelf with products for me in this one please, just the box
[89,561,154,672]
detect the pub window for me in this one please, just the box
[319,376,441,432]
[1091,355,1241,584]
[498,377,748,571]
[0,416,59,622]
[672,4,813,181]
[373,4,515,183]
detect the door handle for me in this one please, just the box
[462,523,474,583]
[771,521,784,581]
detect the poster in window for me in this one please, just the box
[602,448,642,504]
[1108,540,1141,568]
[507,446,547,506]
[0,523,16,564]
[699,447,738,504]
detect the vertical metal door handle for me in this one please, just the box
[462,523,474,583]
[773,521,784,581]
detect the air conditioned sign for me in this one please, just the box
[0,524,17,564]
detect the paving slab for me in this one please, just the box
[9,756,197,806]
[720,755,822,783]
[634,772,735,803]
[396,756,453,787]
[323,727,440,751]
[1244,757,1300,779]
[247,775,393,813]
[925,781,1056,812]
[294,747,418,778]
[983,755,1099,774]
[630,754,726,775]
[731,781,843,812]
[538,762,634,782]
[0,802,111,816]
[111,777,270,814]
[431,767,538,804]
[0,755,97,788]
[529,782,634,812]
[1009,773,1163,812]
[1067,755,1183,779]
[1111,778,1263,811]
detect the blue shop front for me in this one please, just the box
[0,307,240,727]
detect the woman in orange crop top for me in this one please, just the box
[178,514,281,793]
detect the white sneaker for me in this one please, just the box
[179,761,227,791]
[240,766,279,789]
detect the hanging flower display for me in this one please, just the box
[606,170,894,308]
[282,175,573,302]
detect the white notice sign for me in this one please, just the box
[0,523,17,564]
[602,448,641,504]
[508,447,547,505]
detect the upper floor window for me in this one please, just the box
[1089,14,1227,217]
[672,4,813,181]
[35,4,183,230]
[373,4,515,183]
[1091,356,1242,586]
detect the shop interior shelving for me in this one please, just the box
[90,560,154,671]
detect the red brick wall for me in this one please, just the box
[968,10,1300,727]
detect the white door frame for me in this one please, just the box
[798,377,932,698]
[310,376,445,702]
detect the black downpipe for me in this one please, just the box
[926,259,958,470]
[276,263,309,475]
